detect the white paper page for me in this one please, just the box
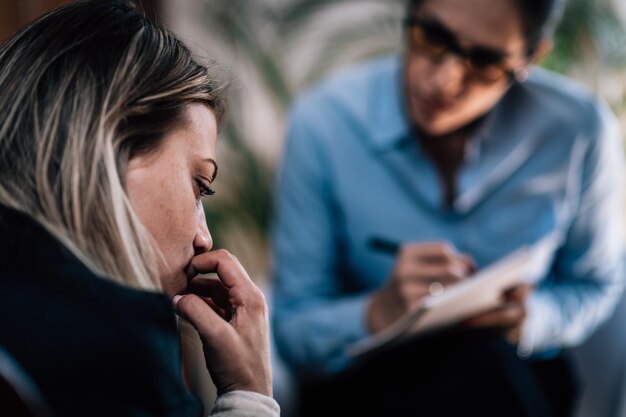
[407,246,532,335]
[346,235,558,358]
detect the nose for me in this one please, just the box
[430,54,465,96]
[193,202,213,254]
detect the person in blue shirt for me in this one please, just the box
[270,0,626,416]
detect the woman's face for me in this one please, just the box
[125,104,218,297]
[404,0,529,136]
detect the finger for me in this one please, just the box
[465,303,525,328]
[408,297,426,312]
[398,282,431,307]
[188,276,230,307]
[173,294,233,341]
[504,284,532,302]
[201,296,231,321]
[188,250,262,308]
[188,250,248,288]
[506,326,522,344]
[400,242,458,263]
[405,244,474,273]
[397,262,467,285]
[457,254,477,274]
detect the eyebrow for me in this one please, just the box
[417,13,510,59]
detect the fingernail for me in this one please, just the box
[172,294,183,307]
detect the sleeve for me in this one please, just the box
[209,391,280,417]
[269,100,370,377]
[520,98,626,355]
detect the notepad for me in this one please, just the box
[347,236,555,358]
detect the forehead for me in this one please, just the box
[180,104,217,141]
[153,104,218,175]
[168,104,217,152]
[416,0,526,54]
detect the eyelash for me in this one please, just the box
[195,179,215,198]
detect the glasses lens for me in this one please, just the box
[406,18,512,83]
[467,50,508,81]
[408,23,447,58]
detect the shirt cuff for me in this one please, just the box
[518,290,559,357]
[339,292,371,341]
[209,391,280,417]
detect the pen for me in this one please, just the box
[369,236,478,275]
[368,236,401,255]
[368,235,447,296]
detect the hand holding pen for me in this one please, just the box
[369,236,531,344]
[365,236,476,334]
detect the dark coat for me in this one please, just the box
[0,205,202,416]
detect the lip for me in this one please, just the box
[418,95,455,115]
[184,261,197,282]
[408,86,455,113]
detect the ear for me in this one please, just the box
[513,39,553,82]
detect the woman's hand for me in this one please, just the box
[367,242,474,334]
[173,249,272,397]
[463,284,532,344]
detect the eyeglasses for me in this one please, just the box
[404,16,528,83]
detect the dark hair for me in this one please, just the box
[406,0,566,55]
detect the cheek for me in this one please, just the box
[137,177,198,269]
[405,55,430,92]
[162,188,199,251]
[153,195,199,295]
[460,82,509,115]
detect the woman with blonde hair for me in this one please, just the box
[0,1,279,416]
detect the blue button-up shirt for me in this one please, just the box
[270,54,626,376]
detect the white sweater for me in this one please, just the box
[210,391,280,417]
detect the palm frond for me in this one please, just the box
[543,0,626,72]
[298,12,403,88]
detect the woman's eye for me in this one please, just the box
[195,179,215,198]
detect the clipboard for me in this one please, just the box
[347,241,550,358]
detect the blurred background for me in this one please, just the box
[164,0,626,288]
[167,0,626,285]
[2,0,626,416]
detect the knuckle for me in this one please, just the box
[433,242,453,255]
[215,249,245,268]
[398,279,412,292]
[506,307,520,321]
[246,288,268,311]
[177,294,200,315]
[401,244,417,254]
[253,291,268,310]
[177,294,195,309]
[397,248,412,263]
[214,248,233,260]
[393,264,409,279]
[202,321,229,340]
[399,284,416,302]
[442,266,458,280]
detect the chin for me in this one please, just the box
[417,111,477,136]
[161,273,188,298]
[417,118,455,136]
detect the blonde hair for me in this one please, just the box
[0,0,225,290]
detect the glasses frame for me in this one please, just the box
[404,16,529,83]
